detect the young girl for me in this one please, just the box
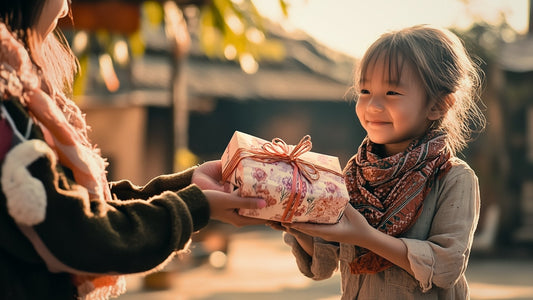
[273,25,484,299]
[0,0,265,299]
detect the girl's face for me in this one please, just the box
[36,0,69,38]
[356,58,441,156]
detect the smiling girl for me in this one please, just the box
[273,25,485,299]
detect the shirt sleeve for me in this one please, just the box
[284,233,340,280]
[109,167,210,232]
[400,163,480,292]
[2,147,210,276]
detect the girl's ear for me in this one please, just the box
[428,94,455,121]
[427,104,443,121]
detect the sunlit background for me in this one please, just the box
[57,0,533,299]
[254,0,529,58]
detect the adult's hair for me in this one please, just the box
[0,0,97,165]
[0,0,46,31]
[0,0,77,95]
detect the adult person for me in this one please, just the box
[0,0,265,299]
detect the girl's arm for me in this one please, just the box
[269,221,340,280]
[343,207,414,275]
[269,221,314,255]
[400,163,480,291]
[286,161,480,291]
[286,205,414,275]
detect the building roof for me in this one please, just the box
[76,16,357,106]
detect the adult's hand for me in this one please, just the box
[192,160,226,192]
[203,189,267,227]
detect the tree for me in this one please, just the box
[61,0,291,171]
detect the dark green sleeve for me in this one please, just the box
[109,167,210,232]
[19,156,209,274]
[0,97,211,274]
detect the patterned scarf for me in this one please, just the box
[1,23,121,299]
[343,131,452,274]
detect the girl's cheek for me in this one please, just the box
[355,101,365,120]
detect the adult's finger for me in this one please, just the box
[192,174,225,191]
[192,161,225,190]
[212,190,266,209]
[198,160,223,181]
[203,190,266,210]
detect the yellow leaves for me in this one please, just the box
[70,0,290,95]
[200,6,223,57]
[128,31,145,58]
[143,1,164,27]
[73,54,89,98]
[199,0,287,73]
[278,0,290,18]
[174,147,199,172]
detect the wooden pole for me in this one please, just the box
[164,1,191,171]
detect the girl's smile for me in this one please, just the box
[365,120,392,126]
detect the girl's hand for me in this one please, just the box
[267,221,312,240]
[267,221,315,256]
[266,221,285,232]
[284,205,373,246]
[287,206,414,275]
[192,160,226,192]
[202,189,267,227]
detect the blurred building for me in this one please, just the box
[58,1,533,255]
[498,35,533,246]
[61,3,363,186]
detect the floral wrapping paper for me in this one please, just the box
[221,131,350,224]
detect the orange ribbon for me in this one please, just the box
[222,135,341,222]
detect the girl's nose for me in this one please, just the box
[367,96,384,112]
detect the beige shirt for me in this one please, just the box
[284,158,480,299]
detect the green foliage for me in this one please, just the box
[68,0,291,96]
[451,18,518,71]
[199,0,287,73]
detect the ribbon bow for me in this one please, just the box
[222,135,340,222]
[258,135,321,182]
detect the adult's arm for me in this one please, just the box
[2,142,209,276]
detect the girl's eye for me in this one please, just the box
[386,91,401,96]
[360,89,370,94]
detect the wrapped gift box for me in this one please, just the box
[221,131,350,224]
